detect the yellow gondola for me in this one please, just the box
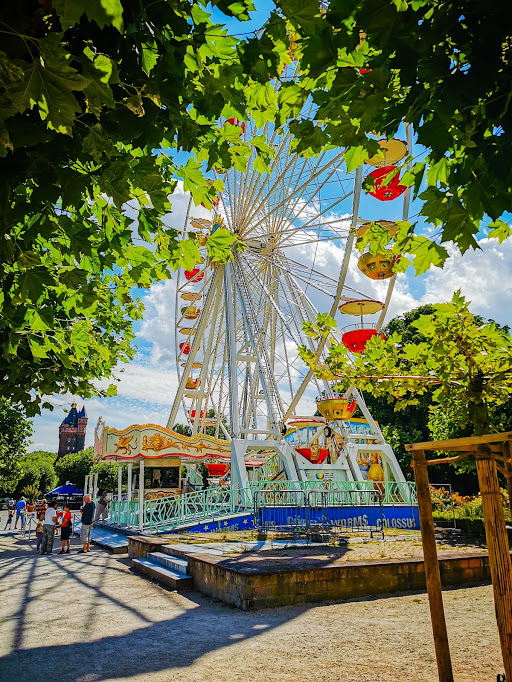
[367,138,407,167]
[181,306,200,320]
[357,251,395,280]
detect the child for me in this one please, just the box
[4,508,13,530]
[35,512,44,553]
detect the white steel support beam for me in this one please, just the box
[224,262,240,437]
[138,460,144,532]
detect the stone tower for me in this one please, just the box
[58,403,88,460]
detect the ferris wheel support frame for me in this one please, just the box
[224,262,241,438]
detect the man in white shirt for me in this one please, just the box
[41,501,59,555]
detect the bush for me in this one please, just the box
[430,485,510,522]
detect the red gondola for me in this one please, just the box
[179,342,191,355]
[367,165,407,201]
[184,268,205,282]
[341,328,386,353]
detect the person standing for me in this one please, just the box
[94,491,109,524]
[36,499,47,517]
[35,512,44,552]
[40,501,58,555]
[4,507,13,530]
[14,496,26,529]
[59,505,72,554]
[79,495,95,554]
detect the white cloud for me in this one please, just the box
[419,238,512,327]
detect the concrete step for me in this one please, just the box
[132,558,193,590]
[147,552,190,575]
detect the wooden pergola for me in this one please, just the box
[406,432,512,682]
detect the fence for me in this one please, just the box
[107,480,418,533]
[254,488,385,538]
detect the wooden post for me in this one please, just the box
[412,449,454,682]
[503,442,512,521]
[475,447,512,681]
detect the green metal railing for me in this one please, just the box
[110,500,140,527]
[188,466,203,486]
[108,480,417,533]
[258,454,281,481]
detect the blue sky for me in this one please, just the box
[28,2,512,452]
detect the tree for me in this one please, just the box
[301,291,512,442]
[91,461,122,492]
[0,0,271,415]
[265,0,512,273]
[0,398,33,496]
[362,304,511,491]
[15,450,58,496]
[173,423,192,437]
[54,447,94,486]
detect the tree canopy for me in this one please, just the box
[0,0,274,415]
[15,450,58,496]
[301,292,512,437]
[3,0,512,416]
[266,0,512,272]
[0,398,33,495]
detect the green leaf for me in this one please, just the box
[427,157,450,185]
[411,239,449,275]
[488,220,512,244]
[28,337,48,359]
[205,228,237,263]
[53,0,124,32]
[106,384,118,397]
[141,41,158,75]
[82,55,116,118]
[8,44,90,134]
[344,145,368,172]
[176,239,201,271]
[82,124,114,162]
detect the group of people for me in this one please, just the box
[3,490,110,556]
[4,496,34,530]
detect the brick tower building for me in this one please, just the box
[57,403,88,459]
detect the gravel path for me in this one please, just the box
[0,520,503,682]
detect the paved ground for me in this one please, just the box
[0,517,504,682]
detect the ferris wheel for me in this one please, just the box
[166,65,413,442]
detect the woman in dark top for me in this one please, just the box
[59,505,72,554]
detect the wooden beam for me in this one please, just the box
[475,447,512,680]
[405,432,512,452]
[412,449,454,682]
[425,453,470,466]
